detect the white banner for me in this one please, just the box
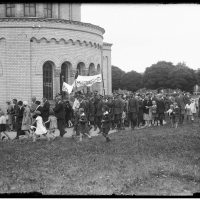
[62,82,73,94]
[73,74,102,87]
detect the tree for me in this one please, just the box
[142,61,174,92]
[112,65,125,91]
[120,70,143,92]
[164,62,197,93]
[196,69,200,86]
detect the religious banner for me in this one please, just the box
[73,74,102,87]
[62,82,74,94]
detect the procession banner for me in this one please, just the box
[62,82,74,94]
[73,74,102,87]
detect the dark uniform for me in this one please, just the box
[96,96,104,132]
[88,98,95,126]
[93,94,100,130]
[107,97,115,129]
[113,95,122,130]
[53,101,66,137]
[128,96,139,129]
[101,110,111,142]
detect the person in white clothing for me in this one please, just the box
[30,111,50,142]
[0,110,11,140]
[190,98,197,122]
[185,101,193,123]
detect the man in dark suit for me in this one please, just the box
[156,95,165,126]
[35,101,43,115]
[96,95,104,134]
[12,99,18,131]
[53,96,67,137]
[79,95,87,112]
[15,101,25,139]
[177,93,185,124]
[93,91,100,131]
[113,94,122,131]
[128,93,139,130]
[42,97,50,128]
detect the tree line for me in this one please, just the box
[112,61,200,94]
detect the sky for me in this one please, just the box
[81,4,200,73]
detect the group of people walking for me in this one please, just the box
[0,90,199,142]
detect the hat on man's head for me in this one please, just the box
[23,101,28,106]
[17,101,23,106]
[6,100,11,104]
[13,99,17,102]
[35,101,41,105]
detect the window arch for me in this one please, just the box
[44,3,52,18]
[24,3,36,17]
[6,4,15,17]
[43,62,53,100]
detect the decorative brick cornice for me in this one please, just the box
[0,17,105,34]
[103,42,113,47]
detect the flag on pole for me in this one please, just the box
[62,82,73,94]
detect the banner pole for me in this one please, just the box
[101,45,105,96]
[101,68,105,96]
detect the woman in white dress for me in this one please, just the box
[190,98,197,122]
[30,111,50,142]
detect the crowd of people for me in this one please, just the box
[0,90,199,142]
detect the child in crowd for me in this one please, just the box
[30,111,50,142]
[72,108,80,138]
[190,98,197,122]
[79,108,91,142]
[185,101,193,123]
[121,109,126,130]
[0,110,11,140]
[44,109,57,140]
[150,100,158,126]
[166,104,174,127]
[101,105,111,142]
[173,102,180,128]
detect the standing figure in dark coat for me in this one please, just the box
[156,95,165,126]
[137,96,144,128]
[93,91,100,131]
[113,94,122,131]
[65,100,73,127]
[12,99,18,131]
[42,97,50,128]
[107,96,115,129]
[177,93,185,124]
[53,96,67,137]
[143,95,153,127]
[128,94,139,130]
[96,95,104,134]
[35,101,43,115]
[88,97,95,128]
[15,101,25,139]
[101,105,111,142]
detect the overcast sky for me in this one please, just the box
[81,4,200,73]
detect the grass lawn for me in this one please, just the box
[1,118,200,196]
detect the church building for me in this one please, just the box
[0,3,112,106]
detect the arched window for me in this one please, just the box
[24,3,36,17]
[43,62,53,100]
[44,3,52,18]
[6,4,15,17]
[60,63,68,94]
[77,62,86,76]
